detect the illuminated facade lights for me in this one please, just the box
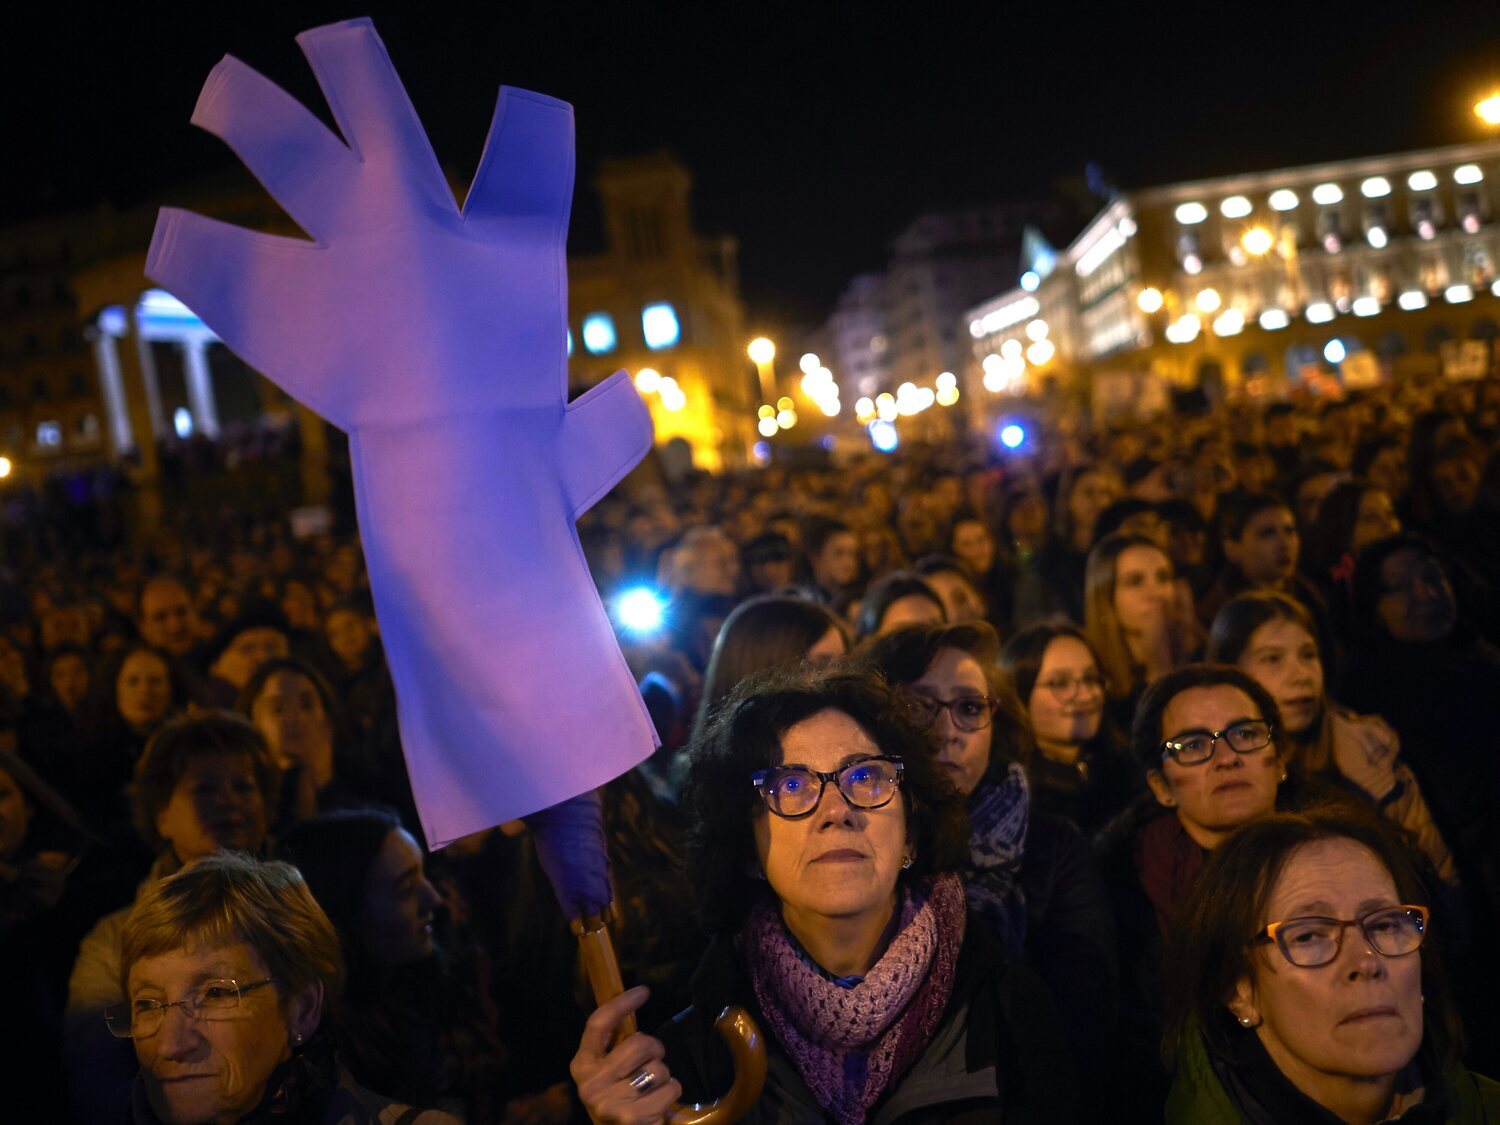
[1174,202,1208,224]
[1305,302,1336,324]
[1454,164,1484,185]
[1397,290,1428,311]
[1220,195,1252,218]
[1352,296,1381,317]
[1359,177,1391,198]
[1259,309,1290,330]
[1407,170,1438,192]
[1312,183,1344,205]
[1268,189,1299,211]
[1137,287,1164,313]
[1445,284,1474,304]
[1212,309,1244,336]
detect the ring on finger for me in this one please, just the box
[629,1069,657,1094]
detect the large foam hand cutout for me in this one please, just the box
[147,17,657,852]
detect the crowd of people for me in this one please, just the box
[2,369,1500,1122]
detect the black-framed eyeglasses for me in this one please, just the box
[1161,719,1274,766]
[1035,672,1107,702]
[750,756,903,819]
[908,693,998,732]
[1251,905,1429,968]
[105,977,277,1039]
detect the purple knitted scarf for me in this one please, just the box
[738,873,966,1125]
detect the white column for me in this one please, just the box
[87,325,134,455]
[181,335,220,439]
[133,319,167,439]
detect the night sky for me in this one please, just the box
[5,1,1499,324]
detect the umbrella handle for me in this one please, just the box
[573,913,767,1123]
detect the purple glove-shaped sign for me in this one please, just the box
[147,17,658,850]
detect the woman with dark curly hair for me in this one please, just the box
[572,665,1079,1123]
[1163,807,1496,1122]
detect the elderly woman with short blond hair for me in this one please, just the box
[114,850,456,1123]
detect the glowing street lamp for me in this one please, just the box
[748,337,777,402]
[1476,92,1500,127]
[1241,227,1274,256]
[1137,287,1164,314]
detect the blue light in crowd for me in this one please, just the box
[173,408,194,438]
[1020,271,1040,292]
[566,329,573,356]
[752,441,772,465]
[614,586,667,638]
[999,423,1026,449]
[582,313,617,355]
[1323,339,1346,365]
[641,303,681,350]
[869,419,899,453]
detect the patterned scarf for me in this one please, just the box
[961,762,1030,954]
[739,873,967,1125]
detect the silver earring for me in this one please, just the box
[292,1033,304,1046]
[902,855,913,870]
[1279,770,1288,783]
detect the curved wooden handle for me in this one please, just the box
[573,912,767,1122]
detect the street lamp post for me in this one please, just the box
[747,337,777,404]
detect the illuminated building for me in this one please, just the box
[568,154,754,470]
[966,139,1500,413]
[0,154,752,486]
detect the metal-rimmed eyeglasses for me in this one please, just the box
[1035,672,1107,703]
[751,755,903,820]
[105,977,277,1039]
[1161,719,1274,766]
[1251,905,1429,968]
[908,692,998,732]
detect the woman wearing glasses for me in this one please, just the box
[1096,664,1286,1117]
[863,622,1119,1114]
[111,850,456,1122]
[1163,807,1498,1122]
[999,621,1141,835]
[572,666,1079,1123]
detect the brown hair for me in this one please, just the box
[1084,532,1175,701]
[130,711,281,852]
[1162,806,1461,1069]
[120,850,345,1004]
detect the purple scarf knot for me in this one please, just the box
[739,873,966,1125]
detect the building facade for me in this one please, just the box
[0,154,753,481]
[965,139,1500,422]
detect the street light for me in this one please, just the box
[1241,227,1274,256]
[1476,92,1500,127]
[747,337,776,402]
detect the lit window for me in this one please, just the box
[1175,202,1208,225]
[1220,196,1253,219]
[581,313,617,355]
[1454,164,1484,185]
[1260,309,1290,330]
[1268,189,1299,211]
[1352,297,1381,316]
[1359,177,1391,198]
[36,420,62,446]
[1407,170,1438,192]
[1306,302,1335,323]
[1312,183,1344,205]
[641,303,680,350]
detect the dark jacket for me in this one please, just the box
[1166,1021,1500,1124]
[1018,811,1117,1113]
[660,917,1081,1123]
